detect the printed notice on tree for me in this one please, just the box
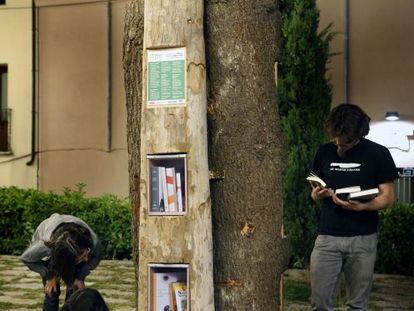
[147,48,186,106]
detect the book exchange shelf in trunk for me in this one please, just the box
[148,154,187,216]
[138,1,214,311]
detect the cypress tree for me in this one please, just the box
[278,0,334,267]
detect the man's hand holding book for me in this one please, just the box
[307,172,379,210]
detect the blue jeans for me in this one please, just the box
[310,233,377,311]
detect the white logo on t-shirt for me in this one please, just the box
[330,163,361,171]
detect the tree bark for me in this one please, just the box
[124,0,289,309]
[125,0,215,310]
[205,1,289,310]
[123,0,144,309]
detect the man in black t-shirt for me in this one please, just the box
[309,104,398,311]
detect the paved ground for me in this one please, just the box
[1,255,413,310]
[284,269,414,310]
[0,255,136,310]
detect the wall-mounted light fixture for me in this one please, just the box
[385,111,400,121]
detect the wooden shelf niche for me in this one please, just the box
[149,264,189,311]
[148,154,187,216]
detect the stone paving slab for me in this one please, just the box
[2,269,35,276]
[112,308,135,311]
[104,297,133,305]
[99,289,135,297]
[3,283,44,290]
[0,297,38,306]
[0,291,40,298]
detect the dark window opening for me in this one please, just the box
[0,0,6,6]
[0,65,10,152]
[395,168,414,203]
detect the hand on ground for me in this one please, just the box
[45,277,60,296]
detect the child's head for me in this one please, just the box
[61,288,109,311]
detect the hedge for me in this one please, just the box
[0,185,132,259]
[377,202,414,276]
[1,186,413,275]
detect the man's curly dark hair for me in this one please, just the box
[325,103,370,142]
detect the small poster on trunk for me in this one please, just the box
[147,48,186,106]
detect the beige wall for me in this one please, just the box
[4,0,414,194]
[318,0,414,168]
[111,2,128,153]
[37,0,128,196]
[0,0,37,188]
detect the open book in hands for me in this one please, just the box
[306,172,327,188]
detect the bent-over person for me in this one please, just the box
[21,213,103,311]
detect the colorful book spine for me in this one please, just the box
[169,282,187,311]
[160,167,168,212]
[166,167,177,212]
[176,172,183,212]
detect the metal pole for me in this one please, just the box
[107,1,113,152]
[27,0,37,165]
[344,0,350,103]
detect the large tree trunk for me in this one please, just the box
[205,1,289,310]
[124,0,289,309]
[123,0,144,309]
[124,0,215,310]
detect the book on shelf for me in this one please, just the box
[151,271,187,311]
[153,272,178,311]
[150,164,185,214]
[176,172,183,212]
[169,282,188,311]
[150,167,165,212]
[306,172,327,188]
[335,186,379,201]
[150,167,159,212]
[160,167,168,213]
[166,167,177,212]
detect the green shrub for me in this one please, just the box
[377,202,414,276]
[284,279,311,302]
[278,0,334,267]
[0,185,132,259]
